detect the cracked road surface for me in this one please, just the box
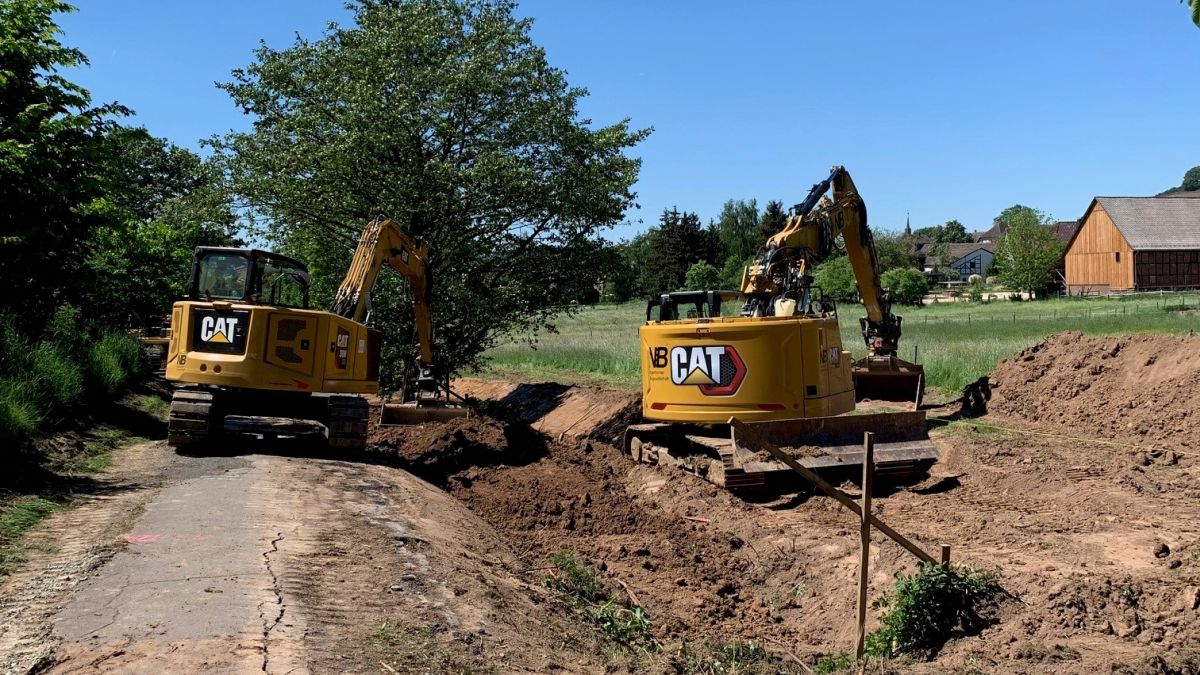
[3,437,592,674]
[46,451,307,673]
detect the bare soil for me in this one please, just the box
[366,360,1200,673]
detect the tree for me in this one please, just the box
[994,208,1064,298]
[874,232,917,273]
[938,220,971,243]
[813,256,857,302]
[682,261,721,291]
[1159,166,1200,195]
[713,199,759,264]
[0,0,127,331]
[719,255,750,291]
[881,268,928,306]
[1184,0,1200,28]
[83,127,238,327]
[755,200,787,246]
[214,0,649,385]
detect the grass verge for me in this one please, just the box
[0,495,63,575]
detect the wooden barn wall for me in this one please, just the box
[1064,203,1134,290]
[1134,250,1200,288]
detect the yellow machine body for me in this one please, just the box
[165,300,380,394]
[640,314,855,424]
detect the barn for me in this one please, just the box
[1064,196,1200,294]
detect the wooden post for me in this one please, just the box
[855,432,875,661]
[941,544,951,568]
[729,419,938,565]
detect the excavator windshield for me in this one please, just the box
[195,252,250,300]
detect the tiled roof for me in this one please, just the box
[1095,197,1200,251]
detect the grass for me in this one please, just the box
[0,495,62,575]
[485,292,1200,394]
[545,552,658,652]
[673,640,801,674]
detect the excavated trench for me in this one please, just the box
[362,343,1200,674]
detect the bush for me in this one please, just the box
[0,379,42,444]
[880,268,928,306]
[682,261,722,291]
[88,332,146,395]
[865,563,1001,659]
[813,256,857,302]
[29,343,84,410]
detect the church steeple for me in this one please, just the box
[904,211,911,238]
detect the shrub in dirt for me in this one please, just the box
[29,342,84,410]
[814,652,854,673]
[865,563,1001,659]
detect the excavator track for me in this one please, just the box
[327,395,369,450]
[168,389,216,449]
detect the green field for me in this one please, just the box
[485,292,1200,394]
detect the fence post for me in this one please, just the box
[941,544,951,568]
[855,432,875,662]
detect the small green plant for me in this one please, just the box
[29,342,84,410]
[137,394,171,421]
[546,552,656,652]
[814,651,853,673]
[865,563,1001,659]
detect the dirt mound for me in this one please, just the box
[990,331,1200,451]
[453,378,639,441]
[368,415,544,482]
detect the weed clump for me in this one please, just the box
[546,552,657,652]
[866,563,1002,659]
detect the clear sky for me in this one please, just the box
[59,1,1199,240]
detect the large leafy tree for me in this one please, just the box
[994,207,1064,298]
[84,127,238,327]
[712,199,759,265]
[214,0,648,384]
[0,0,125,330]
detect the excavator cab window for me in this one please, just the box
[195,252,251,301]
[253,256,311,308]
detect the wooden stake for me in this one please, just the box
[729,419,937,565]
[855,432,875,661]
[941,544,951,568]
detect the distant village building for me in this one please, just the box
[946,243,994,280]
[1064,195,1200,294]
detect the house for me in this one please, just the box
[946,243,995,280]
[1064,196,1200,294]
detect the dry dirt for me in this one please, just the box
[365,356,1200,673]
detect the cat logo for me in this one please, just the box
[667,345,747,396]
[199,316,239,344]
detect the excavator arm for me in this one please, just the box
[330,217,435,373]
[742,166,902,356]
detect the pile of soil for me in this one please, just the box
[368,415,544,481]
[989,332,1200,450]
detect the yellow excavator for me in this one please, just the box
[165,217,464,450]
[626,166,934,495]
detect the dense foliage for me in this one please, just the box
[865,563,1001,658]
[994,206,1065,297]
[910,219,972,244]
[813,257,858,302]
[0,1,235,443]
[213,0,648,387]
[881,267,929,306]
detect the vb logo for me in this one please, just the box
[199,316,239,344]
[666,345,747,396]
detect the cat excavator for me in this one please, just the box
[165,217,465,450]
[626,166,935,496]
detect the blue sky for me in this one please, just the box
[60,1,1199,240]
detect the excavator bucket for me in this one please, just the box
[852,355,925,407]
[379,402,470,426]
